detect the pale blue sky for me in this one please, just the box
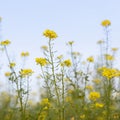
[0,0,120,92]
[0,0,120,56]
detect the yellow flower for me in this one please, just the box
[43,29,58,39]
[95,103,104,108]
[61,59,72,67]
[86,85,93,91]
[92,79,101,84]
[40,98,50,107]
[20,69,34,77]
[99,67,119,80]
[89,91,100,101]
[57,55,63,59]
[5,72,11,77]
[87,56,94,62]
[80,114,85,119]
[65,96,72,102]
[0,40,11,46]
[35,57,47,66]
[41,45,48,51]
[104,54,114,61]
[72,52,80,56]
[97,40,104,44]
[112,48,118,52]
[21,52,29,57]
[101,19,111,27]
[67,41,74,45]
[9,62,16,68]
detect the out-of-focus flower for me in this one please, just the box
[5,72,11,77]
[97,40,104,44]
[0,40,11,46]
[61,59,72,67]
[101,19,111,27]
[40,98,50,107]
[43,29,58,39]
[87,56,94,62]
[99,67,120,80]
[86,85,93,91]
[72,52,80,56]
[21,52,29,57]
[20,69,34,77]
[95,103,104,108]
[112,48,118,52]
[80,114,85,119]
[104,54,114,61]
[67,41,74,46]
[41,45,48,51]
[9,62,16,68]
[57,55,63,59]
[89,91,100,101]
[35,57,47,66]
[92,79,101,84]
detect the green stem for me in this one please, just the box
[48,39,61,120]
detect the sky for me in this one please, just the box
[0,0,120,94]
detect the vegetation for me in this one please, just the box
[0,19,120,120]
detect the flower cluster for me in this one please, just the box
[20,69,34,77]
[101,19,111,27]
[9,62,16,68]
[40,98,50,107]
[87,56,94,62]
[35,57,47,66]
[89,91,100,101]
[41,45,48,51]
[21,52,29,57]
[5,72,11,77]
[61,59,72,67]
[98,67,120,80]
[95,103,104,108]
[43,29,58,39]
[67,41,74,46]
[104,54,114,61]
[0,40,11,46]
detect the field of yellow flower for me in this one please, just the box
[0,20,120,120]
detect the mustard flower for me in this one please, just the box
[101,19,111,27]
[0,40,11,46]
[5,72,11,77]
[101,67,117,80]
[92,79,101,84]
[104,54,114,61]
[80,114,85,119]
[43,29,58,39]
[95,103,104,108]
[67,41,74,46]
[40,98,50,107]
[65,96,72,102]
[35,57,47,66]
[21,52,29,57]
[86,85,93,91]
[97,40,104,44]
[61,59,72,67]
[20,69,34,77]
[9,62,16,68]
[57,55,63,59]
[112,47,118,52]
[87,56,94,62]
[89,91,100,101]
[72,52,80,56]
[41,45,48,51]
